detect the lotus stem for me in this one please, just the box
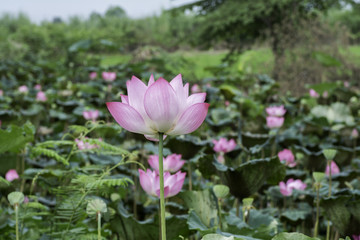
[97,212,101,240]
[326,160,332,240]
[188,162,192,191]
[271,141,276,157]
[158,133,166,240]
[314,184,320,238]
[218,199,222,230]
[15,204,19,240]
[328,161,332,197]
[353,139,357,159]
[235,198,239,217]
[326,222,331,240]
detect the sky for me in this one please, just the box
[0,0,196,23]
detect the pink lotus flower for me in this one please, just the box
[213,138,236,164]
[83,110,99,121]
[106,74,209,141]
[0,90,3,96]
[89,72,97,80]
[322,91,328,98]
[5,169,19,182]
[325,161,340,176]
[279,179,307,196]
[34,84,42,91]
[266,105,286,117]
[148,154,185,173]
[191,84,201,93]
[278,149,296,167]
[75,138,101,150]
[213,138,236,153]
[309,89,319,98]
[18,85,28,93]
[139,169,186,198]
[36,91,47,102]
[102,72,116,82]
[351,128,359,139]
[266,116,284,129]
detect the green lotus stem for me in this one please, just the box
[314,184,320,238]
[243,209,246,222]
[354,139,357,159]
[235,198,239,217]
[158,133,166,240]
[15,204,19,240]
[271,142,276,157]
[97,212,101,240]
[188,162,192,191]
[328,160,332,197]
[326,221,330,240]
[326,160,332,240]
[217,199,222,230]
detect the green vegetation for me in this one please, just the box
[100,46,360,81]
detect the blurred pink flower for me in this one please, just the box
[148,154,185,173]
[266,105,286,117]
[322,91,328,98]
[216,154,225,164]
[325,161,340,176]
[36,91,47,102]
[34,84,42,91]
[309,89,319,98]
[225,101,230,107]
[266,116,284,129]
[205,83,211,88]
[191,84,201,93]
[18,85,28,93]
[24,196,29,204]
[75,138,101,150]
[278,149,296,167]
[279,178,307,196]
[0,90,3,96]
[344,81,349,88]
[352,235,360,240]
[102,72,116,82]
[83,110,99,121]
[106,74,209,141]
[213,138,236,153]
[89,72,97,80]
[5,169,19,182]
[138,169,186,198]
[351,128,359,139]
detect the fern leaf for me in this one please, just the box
[31,146,69,165]
[36,140,74,148]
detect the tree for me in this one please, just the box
[173,0,354,77]
[105,6,127,19]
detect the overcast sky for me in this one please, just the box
[0,0,196,23]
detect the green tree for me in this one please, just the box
[105,6,127,18]
[174,0,355,77]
